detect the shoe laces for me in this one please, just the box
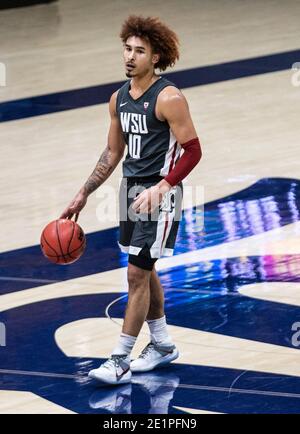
[103,354,127,369]
[140,343,155,359]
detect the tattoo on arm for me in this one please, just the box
[83,148,114,195]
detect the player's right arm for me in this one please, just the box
[60,91,125,219]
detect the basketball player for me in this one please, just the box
[61,15,202,385]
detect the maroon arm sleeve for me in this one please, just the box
[164,137,202,187]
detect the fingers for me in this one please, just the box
[132,196,143,211]
[132,190,160,214]
[60,210,73,219]
[60,202,80,220]
[132,190,149,212]
[132,198,150,214]
[60,207,71,219]
[60,192,87,220]
[67,213,79,222]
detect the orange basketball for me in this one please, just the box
[40,218,86,265]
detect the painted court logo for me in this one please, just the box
[0,62,6,87]
[0,322,6,347]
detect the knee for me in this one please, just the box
[127,263,149,291]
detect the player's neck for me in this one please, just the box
[130,71,160,93]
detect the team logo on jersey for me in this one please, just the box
[144,102,149,110]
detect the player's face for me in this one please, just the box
[123,36,158,78]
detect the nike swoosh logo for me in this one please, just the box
[156,348,175,356]
[120,102,128,107]
[116,367,130,381]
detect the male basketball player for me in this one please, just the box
[61,15,202,385]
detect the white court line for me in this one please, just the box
[0,369,77,380]
[0,369,298,400]
[0,277,58,283]
[178,383,300,400]
[104,294,128,326]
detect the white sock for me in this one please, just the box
[147,315,173,346]
[111,332,137,357]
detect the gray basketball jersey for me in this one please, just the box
[116,77,182,178]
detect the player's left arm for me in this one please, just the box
[132,88,202,213]
[157,87,202,191]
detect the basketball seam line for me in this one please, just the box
[56,220,67,264]
[67,220,75,257]
[42,242,85,258]
[41,233,59,257]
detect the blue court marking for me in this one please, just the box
[0,49,299,122]
[1,291,300,414]
[1,177,300,413]
[1,177,299,295]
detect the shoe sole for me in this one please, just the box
[130,349,179,373]
[88,372,132,385]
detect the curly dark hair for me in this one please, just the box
[120,15,180,71]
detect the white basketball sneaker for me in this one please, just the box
[130,342,179,373]
[88,354,132,385]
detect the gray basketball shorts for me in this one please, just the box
[118,176,183,260]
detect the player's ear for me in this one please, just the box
[152,53,160,66]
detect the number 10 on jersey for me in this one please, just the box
[129,134,141,159]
